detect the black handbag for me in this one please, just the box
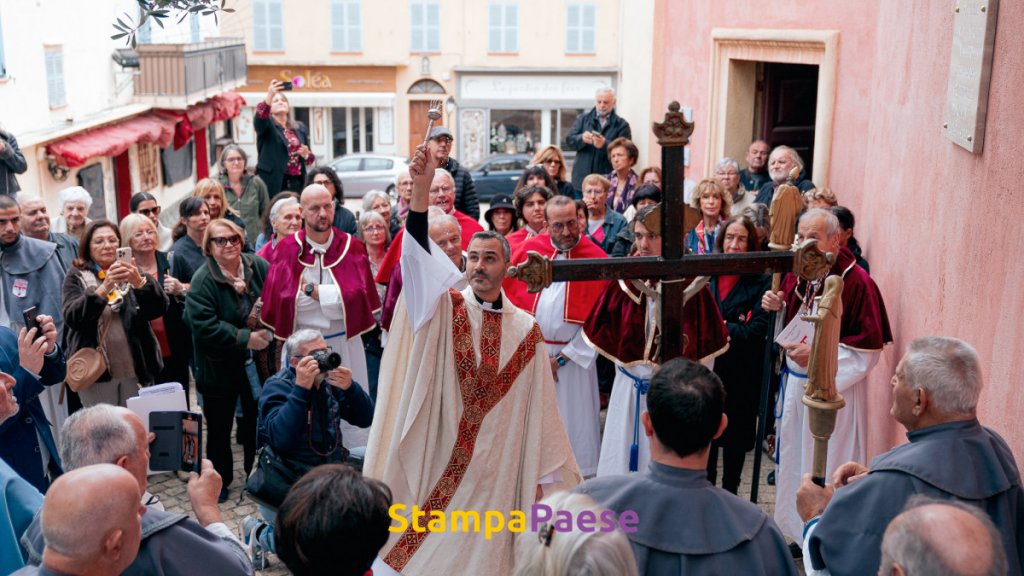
[244,445,315,509]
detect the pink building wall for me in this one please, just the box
[654,1,1024,460]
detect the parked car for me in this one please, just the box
[328,153,408,198]
[467,154,533,203]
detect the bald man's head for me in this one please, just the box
[41,464,144,573]
[880,497,1007,576]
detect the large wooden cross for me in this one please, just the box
[508,101,831,500]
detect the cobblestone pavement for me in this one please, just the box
[149,416,782,575]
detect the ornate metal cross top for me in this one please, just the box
[507,101,832,362]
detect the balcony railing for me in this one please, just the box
[134,38,247,108]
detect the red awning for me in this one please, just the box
[46,92,246,169]
[46,111,179,169]
[166,92,246,148]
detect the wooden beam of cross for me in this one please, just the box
[507,101,832,362]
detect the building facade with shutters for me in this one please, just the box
[0,0,245,221]
[220,0,661,176]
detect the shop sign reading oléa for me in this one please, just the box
[278,70,333,90]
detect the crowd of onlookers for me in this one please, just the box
[1,83,1019,576]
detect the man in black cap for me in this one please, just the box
[426,126,479,220]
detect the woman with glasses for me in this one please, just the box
[714,157,753,215]
[306,166,358,235]
[184,218,271,501]
[256,80,314,197]
[218,144,270,245]
[129,192,173,250]
[61,220,169,407]
[531,145,578,199]
[357,211,390,402]
[119,214,191,399]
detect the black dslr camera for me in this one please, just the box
[311,349,342,373]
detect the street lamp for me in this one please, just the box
[445,96,456,116]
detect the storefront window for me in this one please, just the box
[332,107,375,159]
[489,110,540,155]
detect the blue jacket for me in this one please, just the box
[592,210,627,255]
[258,366,374,467]
[0,459,42,574]
[0,328,67,493]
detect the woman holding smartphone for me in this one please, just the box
[255,80,314,197]
[61,220,168,407]
[120,214,192,400]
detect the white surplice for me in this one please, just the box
[291,236,370,450]
[774,345,880,541]
[534,252,601,476]
[365,233,580,576]
[595,295,718,476]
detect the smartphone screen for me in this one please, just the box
[150,411,202,473]
[180,412,201,472]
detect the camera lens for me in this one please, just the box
[311,350,342,373]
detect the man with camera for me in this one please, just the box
[245,328,374,567]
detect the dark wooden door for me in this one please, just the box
[409,101,443,158]
[760,63,818,179]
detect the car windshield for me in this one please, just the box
[467,156,528,172]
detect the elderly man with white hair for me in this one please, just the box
[565,87,633,190]
[762,208,892,548]
[753,145,816,206]
[49,186,92,242]
[796,337,1024,576]
[15,193,78,271]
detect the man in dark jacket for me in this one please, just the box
[565,88,632,189]
[797,337,1024,576]
[16,193,78,272]
[0,130,26,197]
[246,328,374,565]
[426,126,479,219]
[0,321,65,494]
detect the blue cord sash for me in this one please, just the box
[618,366,651,472]
[773,363,809,464]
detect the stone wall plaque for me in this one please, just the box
[943,0,999,154]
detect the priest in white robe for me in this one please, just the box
[365,146,580,576]
[762,208,892,542]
